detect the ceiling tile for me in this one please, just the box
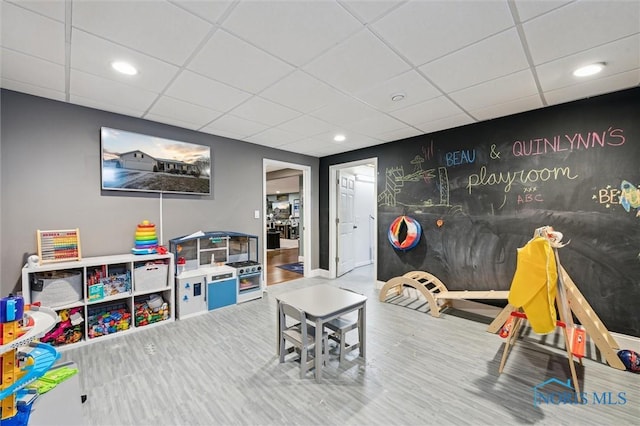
[171,0,234,24]
[8,0,66,21]
[470,94,543,121]
[278,115,335,137]
[1,48,65,91]
[390,96,465,127]
[259,71,345,114]
[72,1,212,65]
[341,0,404,24]
[536,35,640,92]
[310,94,379,126]
[278,137,336,156]
[70,69,158,112]
[416,114,475,135]
[70,29,180,93]
[355,70,440,112]
[449,69,539,111]
[419,28,529,93]
[513,0,572,22]
[344,134,386,150]
[372,0,513,66]
[146,96,222,128]
[1,78,66,102]
[188,30,294,94]
[202,114,269,139]
[246,127,303,148]
[524,1,640,65]
[200,126,246,141]
[346,112,407,137]
[144,113,202,131]
[69,94,146,118]
[278,138,324,156]
[222,1,362,66]
[230,96,301,127]
[311,130,379,149]
[165,70,252,111]
[303,29,411,94]
[544,69,640,106]
[1,2,64,64]
[375,126,423,143]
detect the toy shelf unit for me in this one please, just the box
[21,253,175,350]
[169,231,263,313]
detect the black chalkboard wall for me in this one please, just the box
[319,87,640,338]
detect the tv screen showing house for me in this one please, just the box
[101,127,211,195]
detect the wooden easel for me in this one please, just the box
[494,234,626,396]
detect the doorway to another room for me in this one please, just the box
[263,160,310,285]
[329,158,377,280]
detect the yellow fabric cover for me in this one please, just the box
[508,237,558,334]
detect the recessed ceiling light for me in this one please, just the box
[334,134,346,142]
[391,93,405,102]
[573,63,605,77]
[111,61,138,76]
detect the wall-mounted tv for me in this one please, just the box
[101,127,211,195]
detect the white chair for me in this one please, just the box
[325,288,362,363]
[279,302,329,378]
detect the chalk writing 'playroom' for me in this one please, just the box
[467,165,579,194]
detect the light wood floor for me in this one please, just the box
[60,265,640,425]
[266,247,300,285]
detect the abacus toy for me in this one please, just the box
[36,229,81,264]
[132,220,158,255]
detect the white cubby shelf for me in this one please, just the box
[21,253,174,350]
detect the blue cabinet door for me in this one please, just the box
[207,278,237,310]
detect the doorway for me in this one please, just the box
[263,159,311,285]
[329,158,377,279]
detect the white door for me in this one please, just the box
[337,171,356,276]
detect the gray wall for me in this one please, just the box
[0,90,319,295]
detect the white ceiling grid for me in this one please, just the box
[1,0,638,157]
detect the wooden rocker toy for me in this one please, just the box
[379,270,509,318]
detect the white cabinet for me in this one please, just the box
[175,270,207,319]
[175,265,237,319]
[21,253,174,350]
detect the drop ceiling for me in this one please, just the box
[1,0,638,157]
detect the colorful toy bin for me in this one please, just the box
[87,302,131,339]
[134,294,170,327]
[40,307,85,346]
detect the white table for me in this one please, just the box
[276,284,367,381]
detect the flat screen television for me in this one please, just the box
[101,127,211,195]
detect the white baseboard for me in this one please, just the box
[310,268,331,279]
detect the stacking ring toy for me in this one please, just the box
[133,220,158,254]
